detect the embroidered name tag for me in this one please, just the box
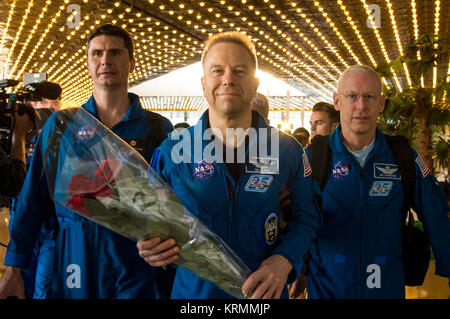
[374,163,401,180]
[245,157,279,175]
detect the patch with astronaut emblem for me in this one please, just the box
[244,174,273,192]
[76,125,98,142]
[331,161,351,181]
[263,212,279,246]
[369,181,393,196]
[374,163,401,180]
[192,160,216,180]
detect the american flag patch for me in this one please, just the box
[415,154,430,178]
[303,152,312,177]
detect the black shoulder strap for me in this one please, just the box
[384,134,416,221]
[122,110,167,157]
[310,134,331,190]
[39,108,78,231]
[145,110,167,149]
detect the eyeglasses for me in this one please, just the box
[337,92,379,104]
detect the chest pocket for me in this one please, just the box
[123,110,167,160]
[123,137,151,159]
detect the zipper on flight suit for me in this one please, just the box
[225,175,235,244]
[358,156,369,297]
[358,154,375,298]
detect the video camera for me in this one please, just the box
[0,79,62,154]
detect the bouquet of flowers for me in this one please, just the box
[43,107,251,298]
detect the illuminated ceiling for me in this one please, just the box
[0,0,448,110]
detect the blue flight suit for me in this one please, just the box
[152,110,320,299]
[5,93,174,298]
[307,125,450,298]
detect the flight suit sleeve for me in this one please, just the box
[272,143,321,281]
[150,142,171,185]
[411,150,450,277]
[4,131,54,269]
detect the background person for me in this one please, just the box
[293,127,310,148]
[309,101,339,139]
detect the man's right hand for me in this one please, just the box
[10,108,34,164]
[13,107,34,139]
[0,266,25,299]
[137,237,180,267]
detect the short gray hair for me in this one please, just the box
[337,65,383,94]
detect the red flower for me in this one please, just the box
[67,159,119,219]
[95,158,121,184]
[68,194,93,218]
[68,174,93,195]
[89,180,114,199]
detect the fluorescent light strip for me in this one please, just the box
[5,0,34,78]
[385,0,412,87]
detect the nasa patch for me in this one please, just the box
[244,174,273,193]
[192,160,216,180]
[369,181,393,196]
[264,212,279,245]
[332,161,351,181]
[76,125,98,142]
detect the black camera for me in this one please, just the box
[0,79,61,154]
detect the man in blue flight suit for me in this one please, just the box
[305,65,450,298]
[0,24,173,298]
[137,32,320,299]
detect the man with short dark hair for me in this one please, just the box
[309,101,339,139]
[293,127,310,148]
[0,24,173,299]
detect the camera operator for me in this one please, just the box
[0,105,34,197]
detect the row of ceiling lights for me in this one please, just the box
[0,0,446,108]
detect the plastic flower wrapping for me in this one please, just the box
[42,108,251,298]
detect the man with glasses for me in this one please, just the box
[305,65,450,298]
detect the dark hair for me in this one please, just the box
[312,102,340,123]
[87,24,134,60]
[293,127,310,137]
[174,122,190,129]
